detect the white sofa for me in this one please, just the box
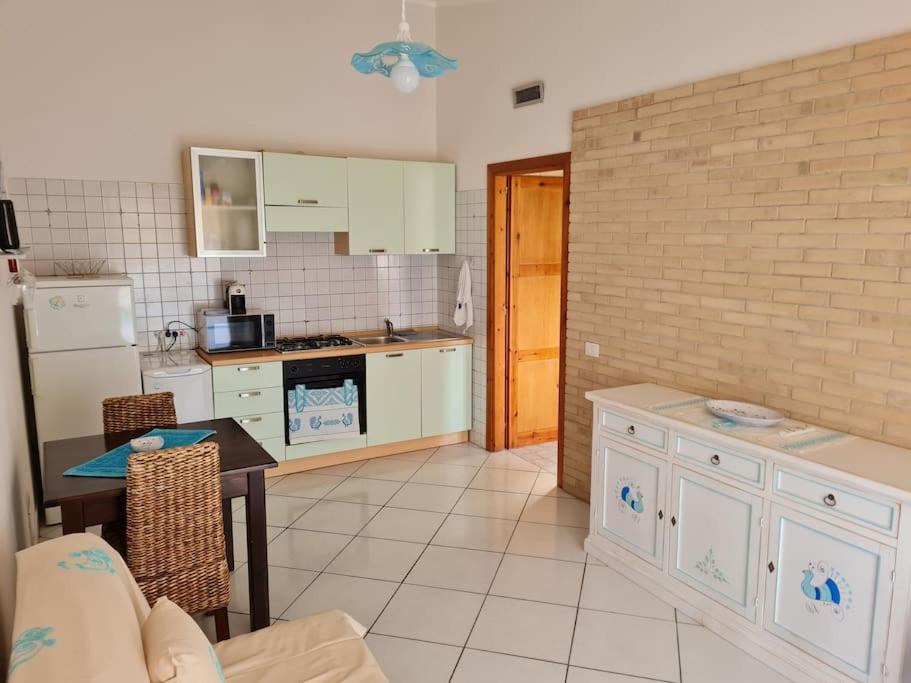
[8,533,388,682]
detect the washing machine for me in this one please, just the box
[141,350,214,423]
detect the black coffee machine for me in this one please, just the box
[225,281,247,314]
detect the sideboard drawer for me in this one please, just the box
[213,362,282,393]
[773,467,899,537]
[675,435,765,488]
[599,408,667,453]
[214,386,284,419]
[233,411,285,441]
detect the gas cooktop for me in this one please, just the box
[275,335,360,353]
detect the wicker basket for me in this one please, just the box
[102,392,177,433]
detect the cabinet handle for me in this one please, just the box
[239,417,262,424]
[386,353,404,358]
[823,493,837,507]
[297,199,319,205]
[658,510,664,520]
[237,365,260,372]
[627,425,636,435]
[710,454,721,466]
[768,561,775,573]
[440,348,457,353]
[238,391,261,398]
[422,248,440,253]
[369,248,387,253]
[670,516,677,527]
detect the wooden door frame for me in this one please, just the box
[486,152,571,486]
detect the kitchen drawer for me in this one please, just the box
[233,411,284,440]
[214,386,283,419]
[599,408,667,453]
[675,435,765,488]
[255,436,285,462]
[212,362,282,393]
[773,467,899,537]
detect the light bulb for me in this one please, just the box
[390,54,419,93]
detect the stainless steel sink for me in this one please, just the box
[396,330,464,342]
[355,335,408,346]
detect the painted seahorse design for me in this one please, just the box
[8,627,55,675]
[801,561,852,621]
[57,548,115,574]
[618,484,645,513]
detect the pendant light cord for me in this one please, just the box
[396,0,412,42]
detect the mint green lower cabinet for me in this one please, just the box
[421,345,471,437]
[256,436,286,462]
[366,350,422,446]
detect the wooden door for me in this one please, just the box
[764,505,895,682]
[595,437,667,568]
[508,175,563,447]
[669,466,763,621]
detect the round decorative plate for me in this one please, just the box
[705,400,785,427]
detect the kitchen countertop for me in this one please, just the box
[195,327,473,366]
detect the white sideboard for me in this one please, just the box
[585,383,911,683]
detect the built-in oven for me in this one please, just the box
[198,310,275,353]
[283,355,367,445]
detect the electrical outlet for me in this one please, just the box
[584,341,600,358]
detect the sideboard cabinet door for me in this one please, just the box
[594,437,667,568]
[764,505,895,682]
[669,466,763,621]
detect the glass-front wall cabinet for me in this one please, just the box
[186,147,266,257]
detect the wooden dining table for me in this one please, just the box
[41,417,278,631]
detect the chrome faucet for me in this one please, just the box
[384,318,394,336]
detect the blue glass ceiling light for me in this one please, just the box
[352,0,457,94]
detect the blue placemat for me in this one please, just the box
[63,428,216,478]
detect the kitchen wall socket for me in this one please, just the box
[585,341,600,358]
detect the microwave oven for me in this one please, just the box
[198,310,275,353]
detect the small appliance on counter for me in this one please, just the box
[141,350,214,422]
[0,199,21,252]
[197,308,275,353]
[225,281,246,314]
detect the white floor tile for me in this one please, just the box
[266,472,346,498]
[430,443,492,467]
[507,522,587,562]
[531,472,573,498]
[484,451,540,471]
[234,494,318,527]
[372,584,484,646]
[410,462,479,487]
[264,474,286,490]
[382,447,437,463]
[365,634,461,683]
[325,536,425,581]
[290,499,380,535]
[451,489,528,520]
[521,495,590,527]
[467,595,576,663]
[228,564,317,617]
[353,457,423,481]
[490,554,584,606]
[678,624,791,683]
[308,461,363,476]
[405,545,502,593]
[570,609,680,682]
[469,467,538,494]
[580,564,675,621]
[386,482,465,513]
[567,668,653,683]
[452,649,567,683]
[232,523,282,565]
[267,528,352,571]
[431,514,518,552]
[359,507,446,543]
[283,573,398,627]
[322,477,403,506]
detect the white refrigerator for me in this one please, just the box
[25,276,142,523]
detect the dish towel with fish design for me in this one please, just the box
[288,379,360,445]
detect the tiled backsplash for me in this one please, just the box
[439,189,488,446]
[3,176,439,351]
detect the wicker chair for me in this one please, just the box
[102,392,178,433]
[126,441,231,641]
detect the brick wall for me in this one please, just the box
[564,32,911,500]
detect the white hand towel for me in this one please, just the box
[453,259,473,331]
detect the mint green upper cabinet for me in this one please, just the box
[344,158,404,255]
[366,350,421,446]
[404,161,456,255]
[262,152,348,232]
[421,344,471,437]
